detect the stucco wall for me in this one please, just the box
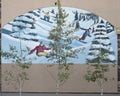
[1,0,120,27]
[2,64,118,92]
[1,0,119,93]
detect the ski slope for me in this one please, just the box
[1,7,117,64]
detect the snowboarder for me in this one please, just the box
[42,11,50,22]
[79,27,92,41]
[28,41,51,58]
[31,18,36,29]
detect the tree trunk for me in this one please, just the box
[100,79,104,96]
[19,78,22,96]
[56,79,60,96]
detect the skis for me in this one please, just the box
[79,40,87,44]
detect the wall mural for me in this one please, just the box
[2,7,117,64]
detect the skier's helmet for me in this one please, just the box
[39,41,48,46]
[39,41,44,46]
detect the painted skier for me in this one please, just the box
[79,27,92,41]
[28,41,51,58]
[31,18,36,29]
[42,11,50,22]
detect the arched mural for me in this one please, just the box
[2,7,117,64]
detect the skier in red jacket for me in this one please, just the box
[28,41,50,58]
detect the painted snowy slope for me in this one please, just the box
[2,7,117,64]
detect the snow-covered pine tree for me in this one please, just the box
[74,10,80,29]
[87,20,116,63]
[85,20,116,96]
[74,11,79,21]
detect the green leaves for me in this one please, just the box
[48,5,81,64]
[17,63,31,69]
[1,46,18,59]
[58,71,70,85]
[85,63,109,82]
[58,64,72,85]
[85,45,112,82]
[48,0,83,86]
[1,45,33,90]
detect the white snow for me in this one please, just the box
[1,7,117,64]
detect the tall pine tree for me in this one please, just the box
[48,0,80,65]
[48,0,81,95]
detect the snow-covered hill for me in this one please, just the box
[1,7,117,64]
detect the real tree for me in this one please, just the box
[1,45,33,96]
[48,0,82,95]
[85,48,116,96]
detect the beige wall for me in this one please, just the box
[1,0,119,93]
[2,64,118,92]
[1,0,120,27]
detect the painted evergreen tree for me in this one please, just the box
[74,11,80,29]
[85,20,116,96]
[75,20,80,29]
[48,0,81,95]
[87,20,116,63]
[74,11,79,21]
